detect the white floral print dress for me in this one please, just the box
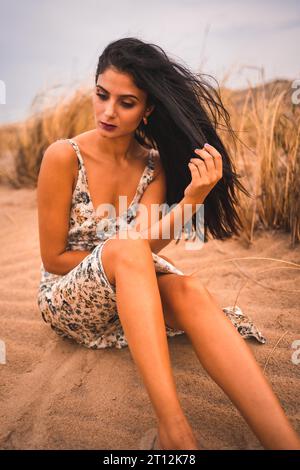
[36,138,186,349]
[37,139,267,349]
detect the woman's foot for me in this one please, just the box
[157,417,200,450]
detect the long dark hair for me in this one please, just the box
[95,37,250,243]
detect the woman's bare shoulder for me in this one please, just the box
[70,129,97,148]
[39,139,78,188]
[151,149,164,179]
[43,138,76,162]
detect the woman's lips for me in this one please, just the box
[100,121,117,130]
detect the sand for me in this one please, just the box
[0,186,299,450]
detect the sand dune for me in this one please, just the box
[0,186,299,449]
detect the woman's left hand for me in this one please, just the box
[184,143,223,204]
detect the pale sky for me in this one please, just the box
[0,0,299,124]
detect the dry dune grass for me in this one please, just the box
[0,86,95,188]
[0,71,299,246]
[219,76,300,247]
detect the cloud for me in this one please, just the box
[0,0,299,123]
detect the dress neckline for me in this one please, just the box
[68,138,153,220]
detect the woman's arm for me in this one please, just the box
[139,195,200,254]
[37,141,91,276]
[43,249,92,276]
[132,145,222,254]
[130,154,200,253]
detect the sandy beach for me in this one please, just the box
[0,185,299,450]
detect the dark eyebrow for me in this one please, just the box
[96,85,139,101]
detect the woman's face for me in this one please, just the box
[93,67,153,137]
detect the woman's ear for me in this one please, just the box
[146,104,155,118]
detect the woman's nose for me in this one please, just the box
[104,101,117,117]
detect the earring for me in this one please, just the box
[143,116,148,125]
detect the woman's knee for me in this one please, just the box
[111,232,150,263]
[183,277,222,313]
[100,233,151,285]
[178,275,211,301]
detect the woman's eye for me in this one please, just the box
[96,93,107,100]
[121,102,134,108]
[96,93,134,108]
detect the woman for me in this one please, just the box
[37,37,300,450]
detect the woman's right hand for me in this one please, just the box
[184,143,223,204]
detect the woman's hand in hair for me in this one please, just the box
[184,143,223,204]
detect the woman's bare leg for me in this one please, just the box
[156,272,300,450]
[101,235,199,450]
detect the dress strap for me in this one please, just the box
[66,138,84,166]
[148,148,156,173]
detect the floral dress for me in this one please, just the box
[36,138,186,349]
[37,139,267,349]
